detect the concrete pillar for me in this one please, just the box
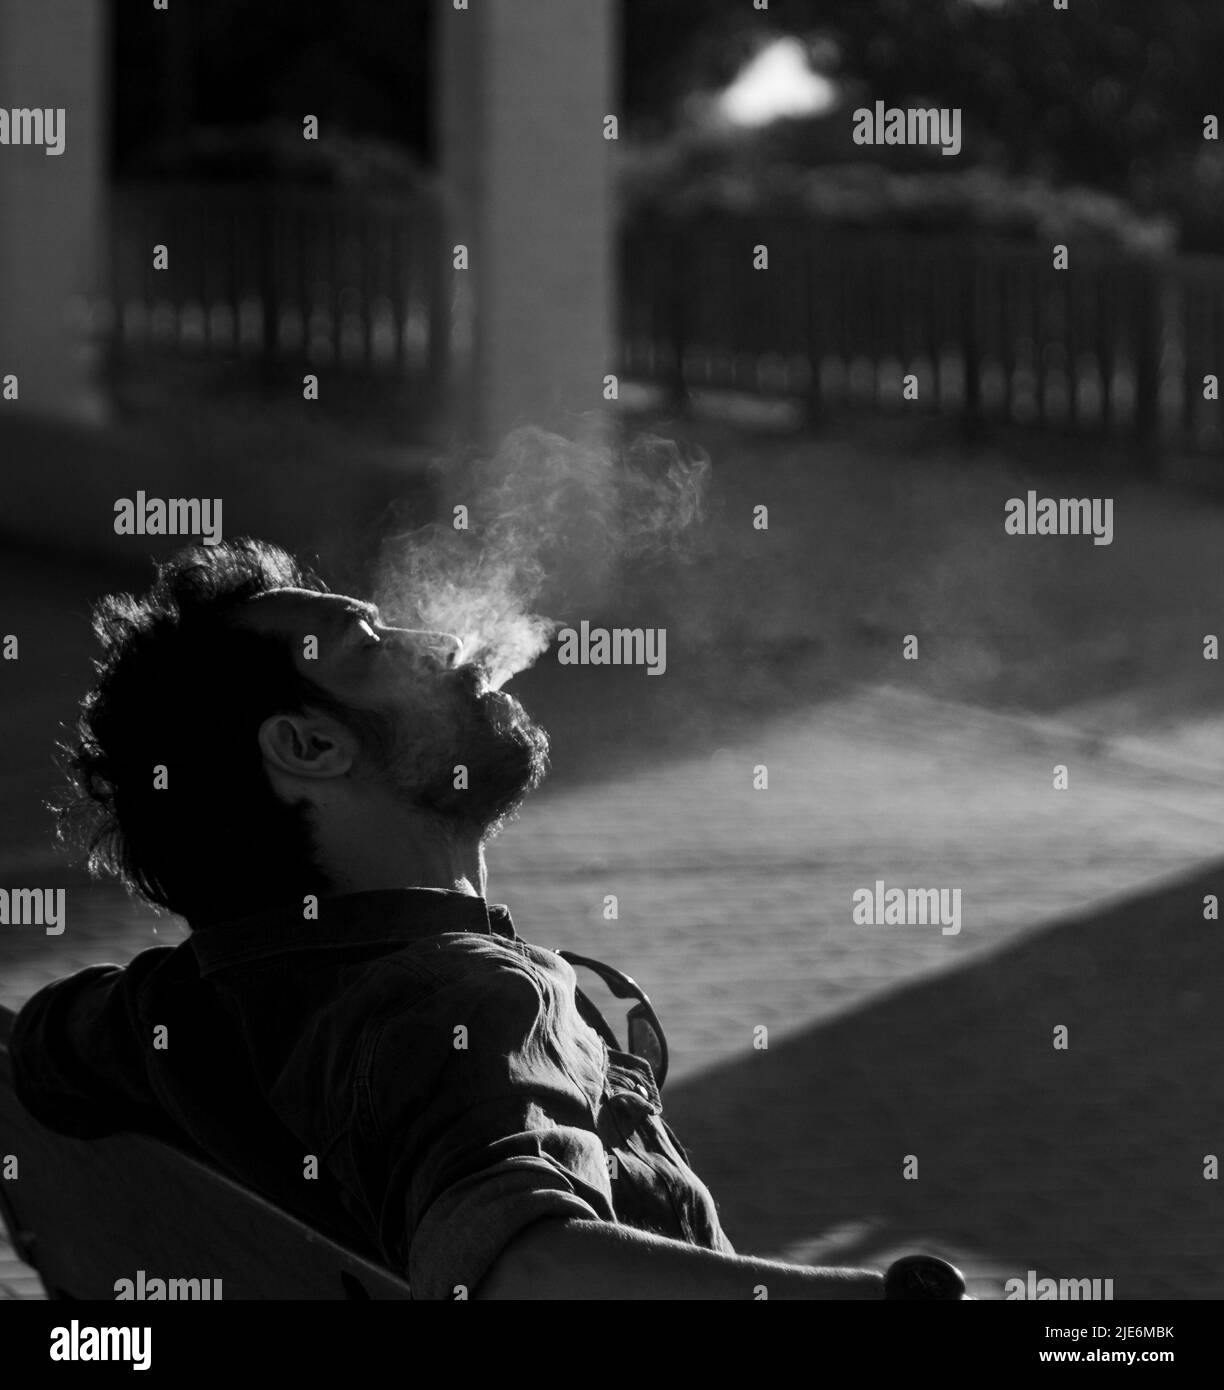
[436,0,615,445]
[0,0,109,422]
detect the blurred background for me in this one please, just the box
[3,0,1224,1300]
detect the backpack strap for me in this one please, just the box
[555,952,623,1053]
[571,982,623,1053]
[556,949,667,1090]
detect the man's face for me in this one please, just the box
[238,588,549,833]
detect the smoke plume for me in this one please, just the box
[373,423,710,689]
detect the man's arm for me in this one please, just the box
[475,1217,885,1300]
[9,953,172,1137]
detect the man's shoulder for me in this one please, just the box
[326,930,561,1030]
[270,933,576,1122]
[384,929,559,983]
[352,933,606,1119]
[12,939,194,1033]
[7,940,200,1138]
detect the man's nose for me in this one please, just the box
[383,628,462,668]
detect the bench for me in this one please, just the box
[0,1005,412,1300]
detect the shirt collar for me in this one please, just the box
[189,888,518,978]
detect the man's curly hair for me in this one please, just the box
[55,537,372,927]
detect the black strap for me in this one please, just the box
[570,982,622,1054]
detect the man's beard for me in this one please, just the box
[370,684,550,837]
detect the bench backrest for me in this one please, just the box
[0,1006,412,1299]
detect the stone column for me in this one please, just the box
[436,0,615,445]
[0,0,109,422]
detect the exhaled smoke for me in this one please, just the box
[374,423,710,689]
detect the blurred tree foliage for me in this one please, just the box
[111,0,1224,248]
[623,0,1224,251]
[113,0,433,179]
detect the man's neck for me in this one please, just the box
[317,801,487,899]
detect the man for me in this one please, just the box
[10,538,945,1299]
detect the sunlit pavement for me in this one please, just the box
[499,686,1224,1083]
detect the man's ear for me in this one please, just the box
[257,712,357,780]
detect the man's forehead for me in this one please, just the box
[237,588,374,634]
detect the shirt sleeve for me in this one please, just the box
[7,951,173,1139]
[361,952,618,1300]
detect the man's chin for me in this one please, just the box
[425,696,550,834]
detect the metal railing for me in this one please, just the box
[92,185,1224,461]
[619,210,1224,460]
[98,180,450,392]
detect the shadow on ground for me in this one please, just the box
[661,859,1224,1301]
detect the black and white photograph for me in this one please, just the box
[0,0,1219,1366]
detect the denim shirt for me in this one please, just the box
[9,888,734,1297]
